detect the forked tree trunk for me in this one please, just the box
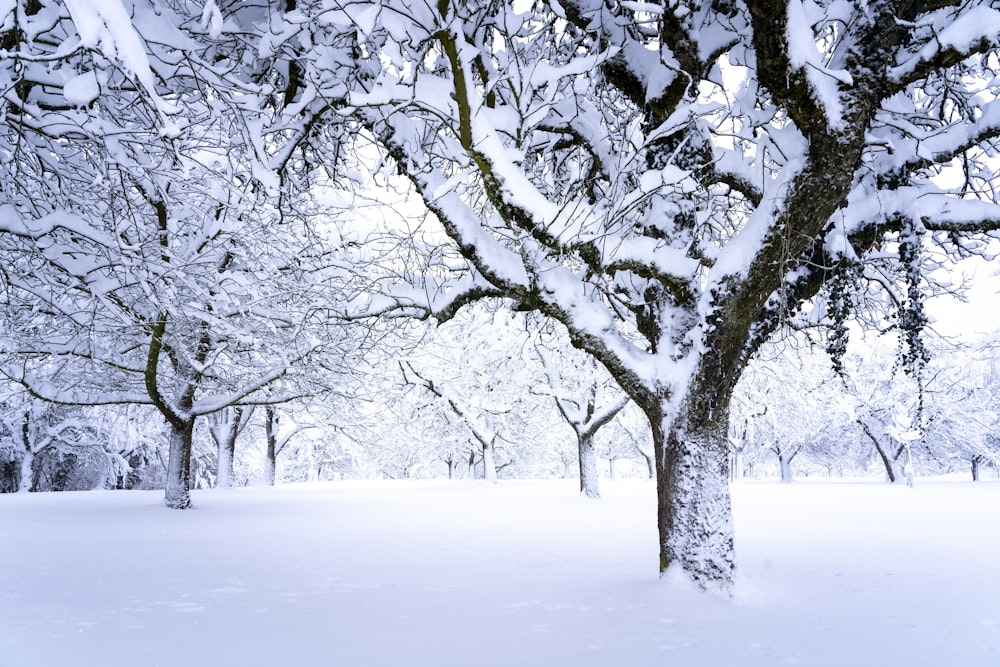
[164,418,195,509]
[578,434,599,498]
[859,420,903,483]
[775,446,796,483]
[212,407,249,490]
[650,398,735,592]
[447,456,462,479]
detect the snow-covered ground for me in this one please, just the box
[1,478,997,666]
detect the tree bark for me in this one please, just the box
[17,410,34,492]
[211,407,248,490]
[777,447,796,484]
[164,419,195,509]
[971,456,981,482]
[578,434,599,498]
[217,441,235,489]
[652,398,735,592]
[482,439,498,484]
[264,406,278,486]
[17,449,34,493]
[730,446,745,482]
[16,410,33,492]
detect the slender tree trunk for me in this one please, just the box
[482,439,498,484]
[17,411,33,492]
[576,433,600,498]
[730,445,745,481]
[17,449,34,493]
[164,419,195,509]
[216,438,235,489]
[638,448,654,479]
[467,451,476,479]
[264,407,278,486]
[971,457,981,482]
[777,447,795,484]
[264,444,276,485]
[652,399,734,592]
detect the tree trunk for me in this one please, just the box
[777,447,796,484]
[779,454,792,483]
[17,448,34,493]
[447,456,461,479]
[858,420,902,483]
[164,419,195,509]
[264,444,276,485]
[482,439,498,484]
[971,456,981,482]
[730,446,745,482]
[17,411,33,492]
[211,407,247,490]
[578,434,600,498]
[652,400,735,592]
[264,413,277,487]
[216,437,235,489]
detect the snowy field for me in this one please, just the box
[1,479,998,667]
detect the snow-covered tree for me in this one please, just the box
[399,308,542,484]
[921,349,1000,480]
[532,320,629,497]
[0,1,355,508]
[238,0,1000,591]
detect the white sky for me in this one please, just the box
[927,255,1000,339]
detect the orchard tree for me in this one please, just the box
[399,308,540,484]
[921,349,1000,480]
[0,392,105,492]
[733,340,856,481]
[0,2,353,509]
[250,0,1000,591]
[532,320,629,497]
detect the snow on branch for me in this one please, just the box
[889,5,1000,86]
[64,0,180,116]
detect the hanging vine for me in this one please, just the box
[825,259,860,377]
[897,220,930,377]
[895,217,929,464]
